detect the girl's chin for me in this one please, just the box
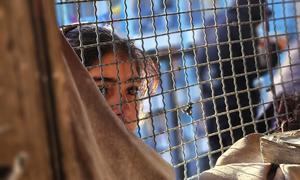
[125,123,137,133]
[118,117,137,133]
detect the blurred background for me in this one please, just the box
[55,0,299,179]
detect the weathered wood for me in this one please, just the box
[0,0,58,179]
[0,0,94,178]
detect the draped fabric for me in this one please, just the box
[200,133,300,180]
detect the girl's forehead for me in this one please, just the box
[96,52,140,73]
[101,52,134,65]
[89,57,140,82]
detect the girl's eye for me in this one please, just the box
[98,86,107,95]
[127,86,139,96]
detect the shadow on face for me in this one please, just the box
[88,52,142,133]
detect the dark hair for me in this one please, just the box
[230,0,271,22]
[63,25,142,67]
[62,24,158,96]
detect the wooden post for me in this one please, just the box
[0,0,56,179]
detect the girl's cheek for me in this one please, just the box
[125,102,139,117]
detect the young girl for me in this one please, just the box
[63,25,158,133]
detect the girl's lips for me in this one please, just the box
[117,114,123,120]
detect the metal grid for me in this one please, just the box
[56,0,300,179]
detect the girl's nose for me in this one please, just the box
[122,101,131,111]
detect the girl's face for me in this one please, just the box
[88,52,141,133]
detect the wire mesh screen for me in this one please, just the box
[55,0,300,179]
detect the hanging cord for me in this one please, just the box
[263,3,274,93]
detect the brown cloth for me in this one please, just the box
[55,35,175,180]
[199,133,300,180]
